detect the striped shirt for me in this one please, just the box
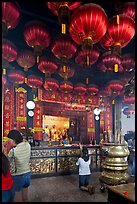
[8,141,31,176]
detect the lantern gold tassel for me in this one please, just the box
[114,64,119,72]
[86,77,89,84]
[62,24,66,34]
[117,15,119,25]
[3,68,6,75]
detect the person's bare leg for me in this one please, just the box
[14,191,23,202]
[22,187,28,202]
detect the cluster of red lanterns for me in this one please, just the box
[2,2,135,106]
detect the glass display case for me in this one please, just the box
[30,145,101,177]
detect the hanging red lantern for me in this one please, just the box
[107,80,124,95]
[38,57,58,77]
[60,81,73,93]
[107,14,135,55]
[2,2,20,35]
[58,65,75,80]
[69,3,108,49]
[16,50,35,71]
[2,39,18,62]
[75,46,99,67]
[51,34,77,62]
[117,2,135,20]
[123,107,135,117]
[123,96,135,105]
[23,20,51,63]
[87,84,99,96]
[74,83,87,96]
[100,32,113,51]
[46,2,81,34]
[27,75,43,88]
[8,70,25,84]
[122,54,135,72]
[43,78,59,92]
[97,52,123,73]
[2,75,7,85]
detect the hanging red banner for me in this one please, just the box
[16,87,27,131]
[33,99,43,140]
[3,84,14,137]
[104,98,112,134]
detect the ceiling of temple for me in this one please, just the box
[2,1,135,95]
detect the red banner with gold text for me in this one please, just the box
[33,99,43,140]
[87,111,95,141]
[16,87,27,131]
[3,84,14,137]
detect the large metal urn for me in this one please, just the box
[99,143,130,191]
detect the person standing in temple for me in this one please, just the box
[76,145,95,195]
[43,125,50,142]
[7,129,31,202]
[50,125,57,140]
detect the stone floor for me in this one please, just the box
[28,164,134,202]
[28,172,108,202]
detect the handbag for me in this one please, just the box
[10,148,17,175]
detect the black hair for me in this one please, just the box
[7,129,23,144]
[2,152,10,177]
[82,146,89,162]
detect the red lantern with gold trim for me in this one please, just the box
[2,2,20,36]
[123,96,135,105]
[8,70,25,84]
[97,52,123,73]
[23,20,51,63]
[107,80,124,95]
[46,2,81,34]
[118,2,135,20]
[100,32,113,51]
[2,39,18,62]
[51,34,77,62]
[16,50,35,71]
[58,65,75,80]
[69,3,108,49]
[122,54,135,72]
[87,84,99,96]
[60,81,73,93]
[107,14,135,55]
[27,75,43,88]
[43,78,59,92]
[75,46,99,67]
[38,57,58,77]
[74,83,87,96]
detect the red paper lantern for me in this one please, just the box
[58,65,75,80]
[97,52,123,72]
[107,14,135,55]
[51,34,77,61]
[87,84,99,96]
[122,54,135,72]
[16,50,35,71]
[75,46,100,67]
[2,2,20,35]
[74,83,87,96]
[38,58,58,76]
[123,96,135,105]
[100,32,113,51]
[60,81,73,93]
[43,78,59,91]
[69,3,108,48]
[27,75,43,88]
[2,39,18,62]
[23,20,51,62]
[46,2,81,34]
[8,70,25,84]
[107,80,124,94]
[118,2,135,20]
